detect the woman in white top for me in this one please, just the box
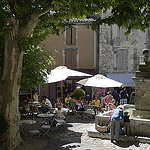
[41,96,53,113]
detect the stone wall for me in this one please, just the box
[99,25,147,74]
[133,78,150,111]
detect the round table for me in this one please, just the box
[54,108,69,113]
[37,113,55,118]
[19,120,36,138]
[19,119,36,125]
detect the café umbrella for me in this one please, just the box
[46,66,92,102]
[76,74,123,88]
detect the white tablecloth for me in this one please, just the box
[19,120,36,125]
[37,113,55,118]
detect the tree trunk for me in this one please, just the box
[0,19,23,149]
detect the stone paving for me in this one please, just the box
[17,114,150,150]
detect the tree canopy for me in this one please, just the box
[1,0,150,91]
[21,45,57,89]
[92,0,150,34]
[1,0,150,85]
[1,0,150,149]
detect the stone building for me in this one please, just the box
[40,19,97,103]
[39,17,148,103]
[99,25,146,73]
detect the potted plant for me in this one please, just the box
[72,88,85,100]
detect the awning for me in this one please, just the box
[106,73,135,87]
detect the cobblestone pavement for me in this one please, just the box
[17,115,150,150]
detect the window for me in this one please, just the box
[119,28,128,41]
[65,49,77,68]
[116,49,128,71]
[66,27,76,45]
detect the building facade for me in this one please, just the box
[99,25,146,74]
[40,20,97,104]
[40,18,148,104]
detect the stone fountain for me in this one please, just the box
[132,48,150,119]
[93,49,150,138]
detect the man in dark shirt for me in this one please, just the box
[119,87,128,105]
[112,89,119,106]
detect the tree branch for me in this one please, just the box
[36,4,53,18]
[8,0,16,14]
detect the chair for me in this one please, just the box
[41,125,52,138]
[55,119,66,127]
[55,118,67,132]
[55,108,67,130]
[28,129,41,138]
[83,110,95,120]
[70,102,76,114]
[40,115,55,138]
[74,110,84,119]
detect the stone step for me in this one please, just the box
[87,126,150,144]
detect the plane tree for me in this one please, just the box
[0,0,101,149]
[0,0,150,149]
[92,1,150,34]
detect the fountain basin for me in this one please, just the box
[132,110,150,119]
[95,104,150,137]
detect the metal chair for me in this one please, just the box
[28,129,41,138]
[55,119,66,127]
[40,115,55,138]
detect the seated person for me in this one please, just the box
[54,98,63,109]
[76,97,85,111]
[55,106,66,120]
[70,95,77,103]
[33,90,39,102]
[70,96,77,111]
[24,95,31,113]
[110,99,117,110]
[41,96,53,113]
[92,96,100,115]
[41,92,47,101]
[65,94,71,107]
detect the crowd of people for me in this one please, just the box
[23,86,129,114]
[90,87,130,143]
[23,91,67,122]
[22,87,130,143]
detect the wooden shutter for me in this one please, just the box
[66,28,71,45]
[65,50,77,68]
[72,27,76,45]
[116,49,128,71]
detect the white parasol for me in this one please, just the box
[76,74,123,88]
[46,66,92,102]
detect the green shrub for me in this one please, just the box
[0,116,8,134]
[72,88,85,100]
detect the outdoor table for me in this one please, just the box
[37,113,55,137]
[19,120,36,138]
[19,119,36,125]
[54,108,69,112]
[32,101,41,114]
[37,113,55,125]
[37,113,55,118]
[84,104,95,111]
[53,108,69,115]
[84,110,95,120]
